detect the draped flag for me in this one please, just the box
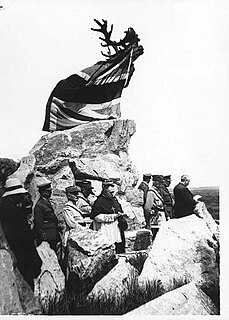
[43,20,143,132]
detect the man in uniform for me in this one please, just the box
[159,175,174,220]
[74,180,96,227]
[34,177,60,253]
[138,173,152,226]
[144,175,166,234]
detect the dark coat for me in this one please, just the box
[90,193,125,254]
[34,197,59,242]
[138,181,149,205]
[0,196,42,282]
[173,182,196,218]
[159,185,174,219]
[90,193,123,219]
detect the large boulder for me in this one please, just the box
[125,282,218,315]
[34,242,65,310]
[138,214,219,304]
[0,224,41,315]
[66,224,117,296]
[118,250,149,274]
[0,158,20,196]
[9,155,36,185]
[195,201,219,242]
[28,119,142,228]
[87,256,139,303]
[30,120,136,164]
[125,229,152,252]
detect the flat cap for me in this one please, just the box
[152,175,164,182]
[75,179,94,190]
[102,179,114,187]
[143,173,152,178]
[65,186,81,194]
[163,175,171,180]
[36,177,52,189]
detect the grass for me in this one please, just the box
[41,273,192,315]
[41,274,164,315]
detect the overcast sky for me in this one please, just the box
[0,0,228,188]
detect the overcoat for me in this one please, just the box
[173,182,196,218]
[34,197,60,249]
[0,196,42,284]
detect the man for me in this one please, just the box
[138,173,152,204]
[62,186,85,247]
[74,180,96,227]
[173,175,197,218]
[144,175,166,231]
[138,173,152,226]
[34,177,60,252]
[0,178,42,290]
[159,175,174,220]
[90,179,126,254]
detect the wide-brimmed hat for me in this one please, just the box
[36,177,52,190]
[102,179,114,187]
[2,178,28,197]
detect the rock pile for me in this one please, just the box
[0,119,220,316]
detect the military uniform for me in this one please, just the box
[159,185,174,219]
[144,186,166,228]
[138,173,151,226]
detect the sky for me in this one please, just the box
[0,0,228,189]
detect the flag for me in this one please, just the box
[42,48,134,132]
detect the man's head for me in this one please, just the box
[65,185,81,202]
[102,179,115,195]
[181,175,190,186]
[143,173,152,184]
[76,180,94,198]
[152,175,164,189]
[37,177,52,199]
[163,175,172,187]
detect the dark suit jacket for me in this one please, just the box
[173,183,196,218]
[0,196,42,280]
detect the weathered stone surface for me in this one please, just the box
[0,158,20,196]
[119,250,148,273]
[10,155,36,185]
[30,120,136,165]
[34,242,65,309]
[87,256,139,302]
[138,215,219,299]
[125,282,218,315]
[195,201,219,242]
[125,229,152,252]
[66,224,117,296]
[125,186,144,206]
[28,120,139,219]
[0,225,41,315]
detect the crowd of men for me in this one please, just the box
[0,173,199,290]
[138,173,199,231]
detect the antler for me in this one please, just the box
[91,19,119,57]
[91,19,143,60]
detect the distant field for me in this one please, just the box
[190,186,219,221]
